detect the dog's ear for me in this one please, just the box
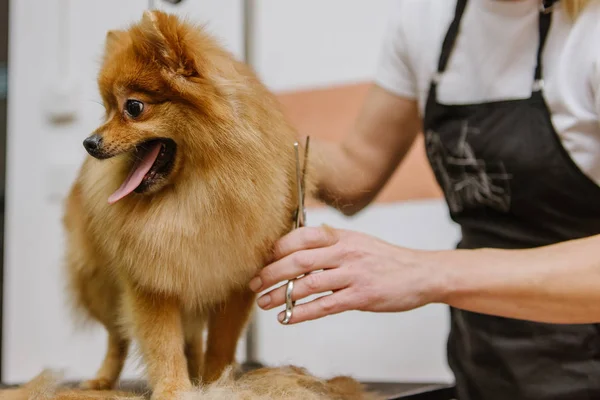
[104,30,130,58]
[132,10,198,77]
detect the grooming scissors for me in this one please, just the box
[281,136,310,325]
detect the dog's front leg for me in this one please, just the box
[124,284,191,400]
[203,286,256,383]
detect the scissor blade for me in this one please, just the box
[301,136,310,197]
[293,142,304,228]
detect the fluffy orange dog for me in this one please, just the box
[63,10,310,399]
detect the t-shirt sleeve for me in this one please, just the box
[373,3,418,99]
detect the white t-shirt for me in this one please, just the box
[375,0,600,185]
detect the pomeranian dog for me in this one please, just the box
[62,9,313,399]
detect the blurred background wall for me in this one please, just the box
[2,0,460,385]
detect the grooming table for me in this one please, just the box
[0,381,455,400]
[0,363,456,400]
[366,382,455,400]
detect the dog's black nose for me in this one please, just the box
[83,134,103,155]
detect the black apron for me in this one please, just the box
[422,1,600,399]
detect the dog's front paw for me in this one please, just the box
[79,377,114,390]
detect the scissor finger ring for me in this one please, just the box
[281,279,296,324]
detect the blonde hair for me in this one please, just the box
[563,0,592,19]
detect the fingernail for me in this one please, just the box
[257,295,271,308]
[277,312,284,322]
[249,277,262,292]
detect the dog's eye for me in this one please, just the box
[125,100,144,118]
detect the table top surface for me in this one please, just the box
[0,362,456,400]
[0,381,456,400]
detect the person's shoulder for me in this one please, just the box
[567,1,600,90]
[375,0,456,100]
[571,1,600,31]
[562,1,600,61]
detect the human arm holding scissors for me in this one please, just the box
[248,84,600,325]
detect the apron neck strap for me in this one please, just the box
[535,1,558,82]
[436,0,467,76]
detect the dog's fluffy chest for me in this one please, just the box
[78,154,293,309]
[83,188,265,309]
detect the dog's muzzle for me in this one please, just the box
[83,134,109,159]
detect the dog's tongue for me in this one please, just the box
[108,142,162,204]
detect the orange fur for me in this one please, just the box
[62,10,314,399]
[0,367,383,400]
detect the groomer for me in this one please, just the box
[249,0,600,399]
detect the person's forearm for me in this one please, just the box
[432,234,600,324]
[306,85,421,215]
[310,139,380,215]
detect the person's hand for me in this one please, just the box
[248,225,444,324]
